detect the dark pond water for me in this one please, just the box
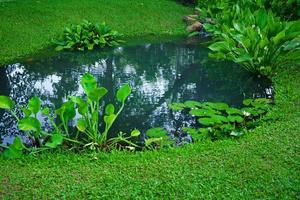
[0,38,273,144]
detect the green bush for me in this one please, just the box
[54,20,124,51]
[206,8,300,75]
[0,74,170,159]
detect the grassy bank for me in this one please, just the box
[0,1,300,199]
[0,0,191,65]
[0,67,299,199]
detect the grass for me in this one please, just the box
[0,1,300,199]
[0,0,191,66]
[0,67,299,199]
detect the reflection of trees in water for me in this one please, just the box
[0,41,272,138]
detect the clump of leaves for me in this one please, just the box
[207,8,300,75]
[54,20,124,51]
[169,98,273,141]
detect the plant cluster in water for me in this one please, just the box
[169,98,273,142]
[54,20,124,51]
[190,0,300,76]
[0,74,171,159]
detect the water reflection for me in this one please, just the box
[0,39,273,144]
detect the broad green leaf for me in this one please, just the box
[226,107,243,115]
[45,133,64,148]
[3,137,24,159]
[208,41,230,52]
[105,104,115,115]
[21,107,32,117]
[70,96,88,115]
[189,109,216,117]
[203,102,229,111]
[104,114,116,126]
[272,30,286,45]
[42,107,50,116]
[81,73,97,94]
[198,118,217,126]
[117,84,131,102]
[243,99,253,106]
[77,118,87,132]
[168,103,186,111]
[0,96,14,110]
[227,115,244,123]
[146,127,167,138]
[184,100,202,108]
[18,117,41,132]
[55,101,76,122]
[145,137,162,147]
[131,129,141,137]
[87,87,108,102]
[28,96,41,114]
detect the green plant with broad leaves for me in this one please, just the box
[0,73,173,159]
[206,8,300,75]
[169,98,273,141]
[54,20,124,51]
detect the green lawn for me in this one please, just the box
[0,1,300,199]
[0,0,191,65]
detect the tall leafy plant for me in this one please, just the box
[207,9,300,75]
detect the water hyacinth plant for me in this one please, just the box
[54,20,124,51]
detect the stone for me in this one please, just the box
[186,21,202,32]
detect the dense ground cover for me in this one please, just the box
[0,0,299,199]
[0,0,191,65]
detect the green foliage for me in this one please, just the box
[169,98,273,141]
[54,20,124,51]
[207,8,300,75]
[0,95,14,110]
[3,137,25,159]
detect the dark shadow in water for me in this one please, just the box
[0,39,273,144]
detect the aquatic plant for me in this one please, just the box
[169,98,273,141]
[206,8,300,75]
[0,73,172,159]
[54,20,124,51]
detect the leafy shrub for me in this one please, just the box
[206,9,300,75]
[169,98,273,141]
[54,20,124,51]
[0,74,172,159]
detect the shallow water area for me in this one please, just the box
[0,38,273,144]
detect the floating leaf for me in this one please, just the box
[184,100,202,109]
[0,96,14,110]
[168,103,186,111]
[116,84,131,102]
[190,109,217,117]
[227,115,244,123]
[243,99,253,106]
[226,107,243,115]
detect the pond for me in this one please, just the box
[0,38,273,144]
